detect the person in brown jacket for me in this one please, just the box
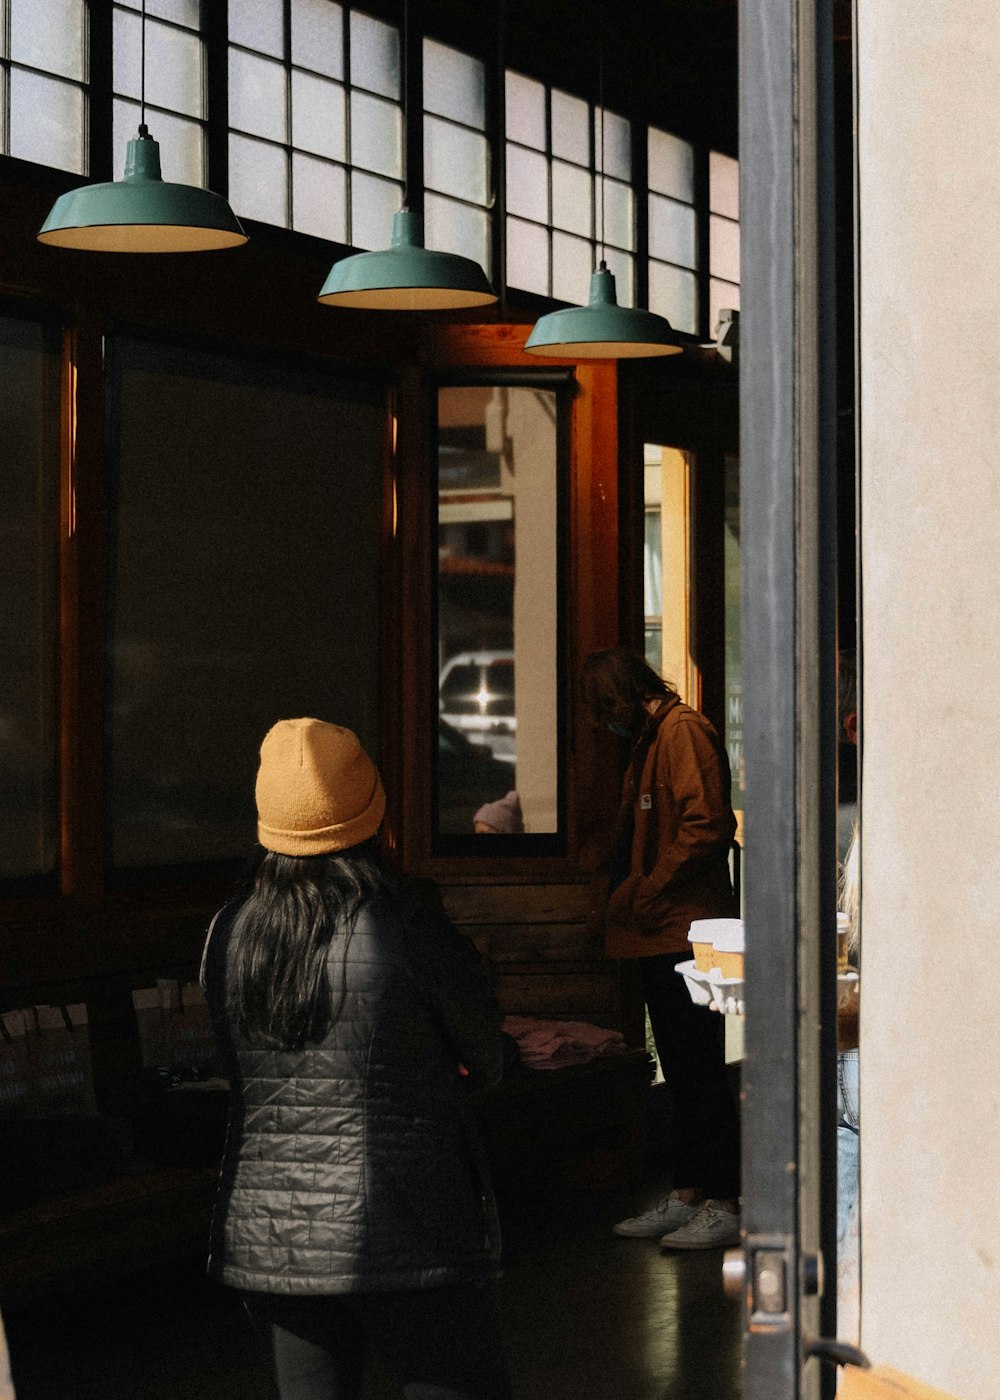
[582,649,742,1250]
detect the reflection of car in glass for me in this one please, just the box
[437,719,513,835]
[438,650,515,764]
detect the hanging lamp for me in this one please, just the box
[318,208,496,309]
[525,261,682,358]
[523,17,682,359]
[38,2,246,252]
[318,1,496,311]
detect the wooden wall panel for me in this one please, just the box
[441,882,593,926]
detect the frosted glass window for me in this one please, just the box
[292,0,344,79]
[0,316,60,883]
[293,153,347,242]
[11,0,86,81]
[598,177,634,251]
[651,261,698,334]
[505,71,545,149]
[350,90,402,177]
[602,247,634,307]
[710,213,740,282]
[229,0,285,58]
[229,49,288,142]
[351,172,403,250]
[649,193,697,268]
[710,278,741,334]
[506,217,549,297]
[424,40,484,128]
[710,150,740,218]
[506,144,548,222]
[552,232,592,306]
[648,128,694,201]
[552,160,591,238]
[425,194,489,275]
[10,71,85,172]
[114,10,204,117]
[596,108,630,180]
[115,100,204,186]
[229,134,288,226]
[292,70,346,161]
[350,11,399,99]
[108,337,385,870]
[117,0,200,26]
[424,116,488,204]
[551,90,589,166]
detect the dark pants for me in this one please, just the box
[244,1283,512,1400]
[640,952,741,1200]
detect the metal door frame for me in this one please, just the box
[739,0,840,1396]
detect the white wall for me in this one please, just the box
[858,5,1000,1395]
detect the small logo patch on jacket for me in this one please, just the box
[640,793,652,809]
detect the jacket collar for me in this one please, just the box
[638,692,681,737]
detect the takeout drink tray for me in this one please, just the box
[676,958,859,1018]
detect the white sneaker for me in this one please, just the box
[613,1192,700,1238]
[659,1200,742,1250]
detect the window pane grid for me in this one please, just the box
[646,125,699,333]
[4,7,730,321]
[505,70,635,305]
[4,0,89,171]
[708,149,740,334]
[113,7,206,115]
[228,4,403,245]
[112,3,206,185]
[422,39,489,273]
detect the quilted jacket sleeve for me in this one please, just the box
[407,903,504,1092]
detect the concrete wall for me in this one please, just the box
[858,5,1000,1395]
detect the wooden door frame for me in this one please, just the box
[390,322,623,884]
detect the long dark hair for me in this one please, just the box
[227,839,391,1052]
[581,648,677,733]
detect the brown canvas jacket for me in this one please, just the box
[605,696,737,958]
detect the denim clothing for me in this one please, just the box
[836,1049,860,1245]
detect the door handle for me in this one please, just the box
[722,1243,824,1310]
[805,1337,872,1370]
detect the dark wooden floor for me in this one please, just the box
[3,1181,741,1400]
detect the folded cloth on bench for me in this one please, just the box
[501,1016,628,1070]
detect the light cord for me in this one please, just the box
[140,0,147,133]
[598,3,606,267]
[401,0,409,204]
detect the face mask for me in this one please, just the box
[608,721,633,738]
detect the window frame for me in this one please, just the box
[428,366,572,861]
[0,2,736,337]
[0,301,66,898]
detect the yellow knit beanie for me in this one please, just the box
[256,718,385,856]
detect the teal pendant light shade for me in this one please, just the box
[38,128,248,253]
[524,263,684,358]
[318,210,496,311]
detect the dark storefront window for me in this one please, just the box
[106,336,385,872]
[0,315,61,884]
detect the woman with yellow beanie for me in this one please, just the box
[201,718,510,1400]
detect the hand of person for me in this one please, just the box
[606,872,641,928]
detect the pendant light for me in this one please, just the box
[318,0,496,311]
[38,1,246,253]
[524,17,682,359]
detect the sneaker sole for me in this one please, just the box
[660,1232,741,1251]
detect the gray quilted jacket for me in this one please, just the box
[201,889,503,1295]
